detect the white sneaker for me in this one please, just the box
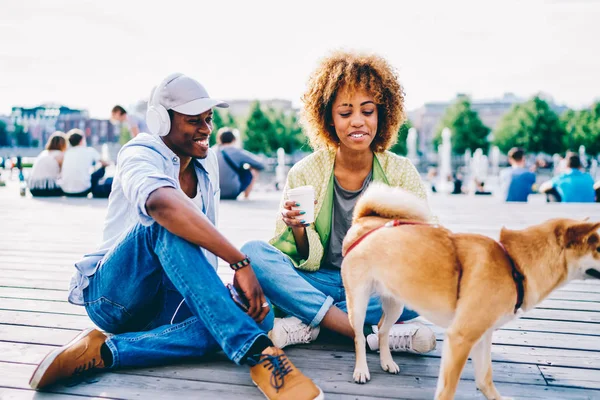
[269,317,320,349]
[367,322,436,354]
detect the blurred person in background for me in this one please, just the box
[500,147,537,202]
[216,127,265,200]
[60,129,113,198]
[111,105,148,144]
[28,131,67,197]
[540,153,595,203]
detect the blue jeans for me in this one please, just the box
[83,223,273,369]
[241,240,418,328]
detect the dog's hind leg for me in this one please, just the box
[435,322,485,400]
[347,282,372,384]
[472,329,511,400]
[378,296,404,374]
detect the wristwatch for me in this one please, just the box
[230,256,251,271]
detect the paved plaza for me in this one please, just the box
[0,179,599,399]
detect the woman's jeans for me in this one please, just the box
[83,222,273,369]
[241,240,418,329]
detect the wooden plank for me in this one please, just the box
[540,366,600,390]
[0,362,265,400]
[0,325,81,347]
[0,279,68,291]
[504,318,600,336]
[0,264,74,273]
[521,308,600,323]
[0,298,87,316]
[3,323,600,372]
[0,270,74,282]
[0,287,67,302]
[551,290,600,302]
[0,388,118,400]
[0,341,546,386]
[538,299,600,312]
[2,361,600,400]
[0,310,91,330]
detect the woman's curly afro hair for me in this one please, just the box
[301,51,406,152]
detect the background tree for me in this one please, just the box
[493,96,565,154]
[0,120,9,147]
[12,124,30,147]
[561,102,600,155]
[244,101,275,154]
[267,109,308,154]
[389,120,412,156]
[432,97,490,154]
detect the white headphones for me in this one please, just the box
[146,73,183,136]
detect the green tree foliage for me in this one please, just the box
[211,109,225,147]
[493,96,565,154]
[561,102,600,155]
[0,120,8,146]
[389,120,412,156]
[244,101,274,154]
[243,102,308,155]
[12,124,30,147]
[267,109,308,154]
[433,97,490,154]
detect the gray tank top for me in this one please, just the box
[322,170,373,269]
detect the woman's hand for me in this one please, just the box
[280,200,310,229]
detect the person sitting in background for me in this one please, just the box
[60,129,113,198]
[111,105,148,144]
[539,153,595,203]
[500,147,537,202]
[28,132,67,197]
[451,172,463,194]
[595,180,600,202]
[216,127,265,200]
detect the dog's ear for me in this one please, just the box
[565,222,600,248]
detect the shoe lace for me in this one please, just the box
[255,354,293,392]
[64,358,99,387]
[389,330,414,352]
[284,323,312,345]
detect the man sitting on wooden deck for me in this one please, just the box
[28,73,323,400]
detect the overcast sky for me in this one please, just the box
[1,0,599,118]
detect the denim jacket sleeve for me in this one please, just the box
[118,145,178,226]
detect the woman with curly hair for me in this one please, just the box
[242,51,436,354]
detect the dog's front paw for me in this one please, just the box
[380,358,400,374]
[353,367,371,384]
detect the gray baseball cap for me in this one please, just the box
[156,74,229,115]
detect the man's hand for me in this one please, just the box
[233,266,269,323]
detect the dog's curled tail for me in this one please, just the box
[353,183,432,223]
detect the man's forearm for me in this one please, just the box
[147,187,245,264]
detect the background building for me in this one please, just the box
[9,104,117,146]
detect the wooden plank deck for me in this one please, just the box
[1,179,599,399]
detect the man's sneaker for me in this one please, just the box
[250,346,324,400]
[269,317,320,349]
[29,328,107,389]
[367,322,436,354]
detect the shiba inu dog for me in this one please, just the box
[342,183,600,400]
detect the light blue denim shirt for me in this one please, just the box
[68,133,220,305]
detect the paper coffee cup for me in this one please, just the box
[287,185,315,224]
